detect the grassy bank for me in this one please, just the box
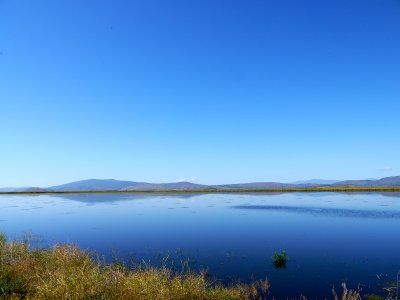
[0,234,362,300]
[1,186,400,195]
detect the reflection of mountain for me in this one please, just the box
[232,205,400,219]
[298,191,400,199]
[51,193,202,203]
[45,191,400,204]
[378,192,400,198]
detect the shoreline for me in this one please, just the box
[1,186,400,195]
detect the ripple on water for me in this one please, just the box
[23,206,44,211]
[232,205,400,219]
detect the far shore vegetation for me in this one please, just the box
[1,186,400,195]
[0,233,363,299]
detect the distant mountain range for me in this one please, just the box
[1,176,400,192]
[48,179,146,191]
[290,179,341,185]
[332,176,399,187]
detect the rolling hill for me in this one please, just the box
[122,182,214,191]
[1,176,400,192]
[333,176,400,187]
[49,179,145,191]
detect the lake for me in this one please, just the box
[1,192,399,298]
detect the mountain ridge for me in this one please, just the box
[290,179,341,185]
[1,176,400,192]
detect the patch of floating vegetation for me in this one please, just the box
[272,251,287,269]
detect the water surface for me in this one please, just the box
[1,192,399,298]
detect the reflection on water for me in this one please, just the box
[232,204,400,219]
[0,192,399,298]
[54,193,198,203]
[38,191,400,203]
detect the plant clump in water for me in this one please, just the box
[272,251,287,269]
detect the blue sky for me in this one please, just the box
[1,0,400,187]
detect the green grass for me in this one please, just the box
[0,234,362,299]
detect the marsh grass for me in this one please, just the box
[332,283,361,300]
[0,234,361,300]
[0,236,267,300]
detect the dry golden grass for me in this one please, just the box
[332,283,361,300]
[0,233,361,300]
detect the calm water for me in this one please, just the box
[1,192,399,298]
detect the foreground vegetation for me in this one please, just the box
[0,233,362,300]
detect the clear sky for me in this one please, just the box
[1,0,400,187]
